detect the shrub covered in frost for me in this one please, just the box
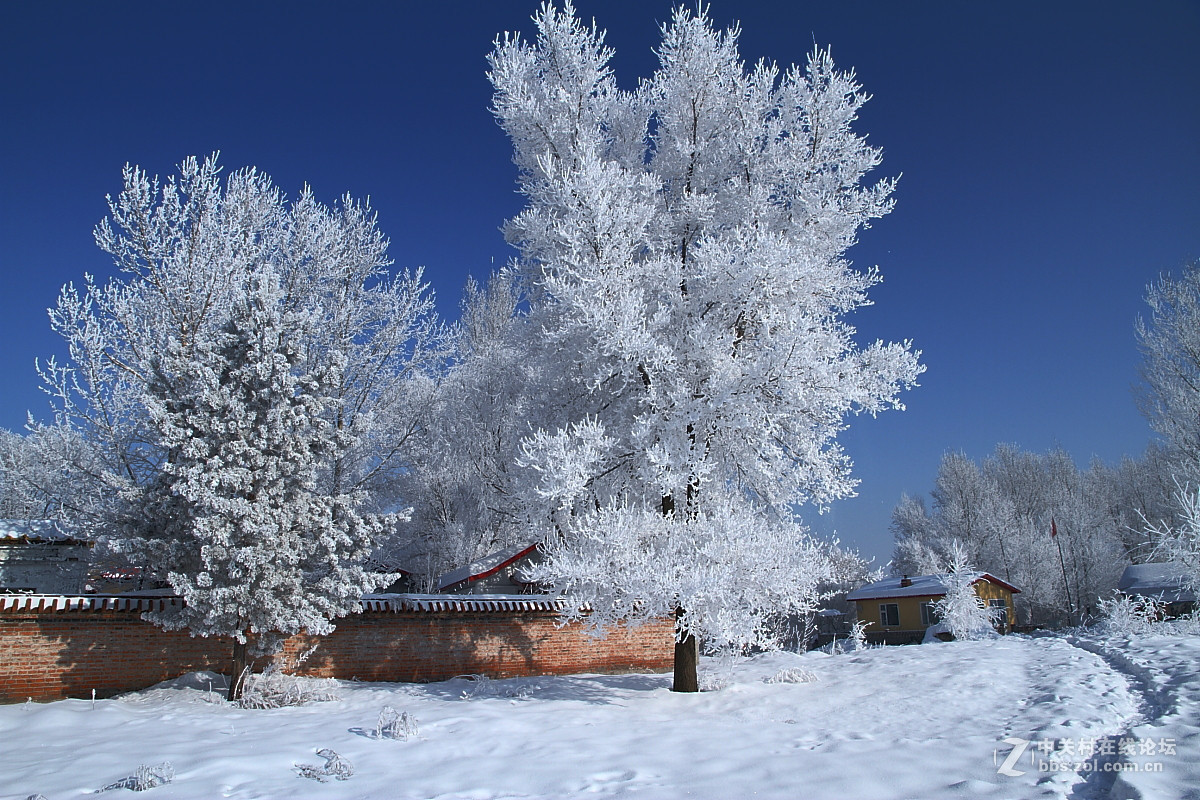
[375,705,419,740]
[236,665,340,709]
[296,749,353,782]
[1098,593,1166,636]
[98,762,174,792]
[456,674,532,700]
[764,667,818,684]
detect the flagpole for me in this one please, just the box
[1052,518,1073,613]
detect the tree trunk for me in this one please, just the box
[671,608,698,693]
[228,637,249,702]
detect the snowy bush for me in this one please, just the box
[236,665,340,709]
[1098,593,1166,636]
[375,705,419,741]
[765,668,818,684]
[296,749,353,782]
[98,762,174,792]
[933,542,994,640]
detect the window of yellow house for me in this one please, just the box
[879,603,899,627]
[920,602,940,626]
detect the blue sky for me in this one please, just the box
[1,1,1197,564]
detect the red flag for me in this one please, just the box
[1050,518,1058,538]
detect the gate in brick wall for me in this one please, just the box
[0,593,674,703]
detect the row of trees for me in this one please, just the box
[0,3,920,693]
[892,260,1200,624]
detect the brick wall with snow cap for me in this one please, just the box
[0,593,673,703]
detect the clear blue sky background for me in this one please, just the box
[2,1,1197,565]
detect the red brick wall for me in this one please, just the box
[0,607,674,703]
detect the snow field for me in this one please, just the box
[1,633,1196,799]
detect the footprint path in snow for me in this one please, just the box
[991,636,1145,800]
[1058,634,1162,800]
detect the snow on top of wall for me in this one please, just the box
[0,593,567,615]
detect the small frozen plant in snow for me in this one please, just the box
[97,762,174,792]
[457,674,532,700]
[236,665,340,709]
[828,619,870,654]
[765,668,818,684]
[375,705,418,740]
[296,749,353,782]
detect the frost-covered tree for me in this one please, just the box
[490,4,922,690]
[38,154,442,519]
[37,155,441,696]
[121,272,395,698]
[1137,261,1200,485]
[1147,486,1200,596]
[933,542,993,640]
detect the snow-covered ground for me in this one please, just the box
[3,631,1197,799]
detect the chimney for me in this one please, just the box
[900,575,912,587]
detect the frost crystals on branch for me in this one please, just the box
[490,3,922,691]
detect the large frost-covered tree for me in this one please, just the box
[1137,261,1200,486]
[38,155,442,697]
[489,3,922,690]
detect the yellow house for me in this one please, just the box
[846,573,1021,645]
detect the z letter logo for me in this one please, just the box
[996,737,1029,777]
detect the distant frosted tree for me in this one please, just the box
[38,155,440,697]
[891,445,1135,624]
[396,272,577,584]
[1137,261,1200,485]
[490,3,922,690]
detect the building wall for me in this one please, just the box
[0,543,91,594]
[0,602,674,703]
[972,581,1017,628]
[857,594,943,644]
[855,581,1018,643]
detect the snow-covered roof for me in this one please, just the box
[846,572,1019,601]
[0,519,88,544]
[436,543,539,592]
[1118,563,1196,603]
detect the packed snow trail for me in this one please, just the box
[1,634,1194,799]
[1063,631,1200,799]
